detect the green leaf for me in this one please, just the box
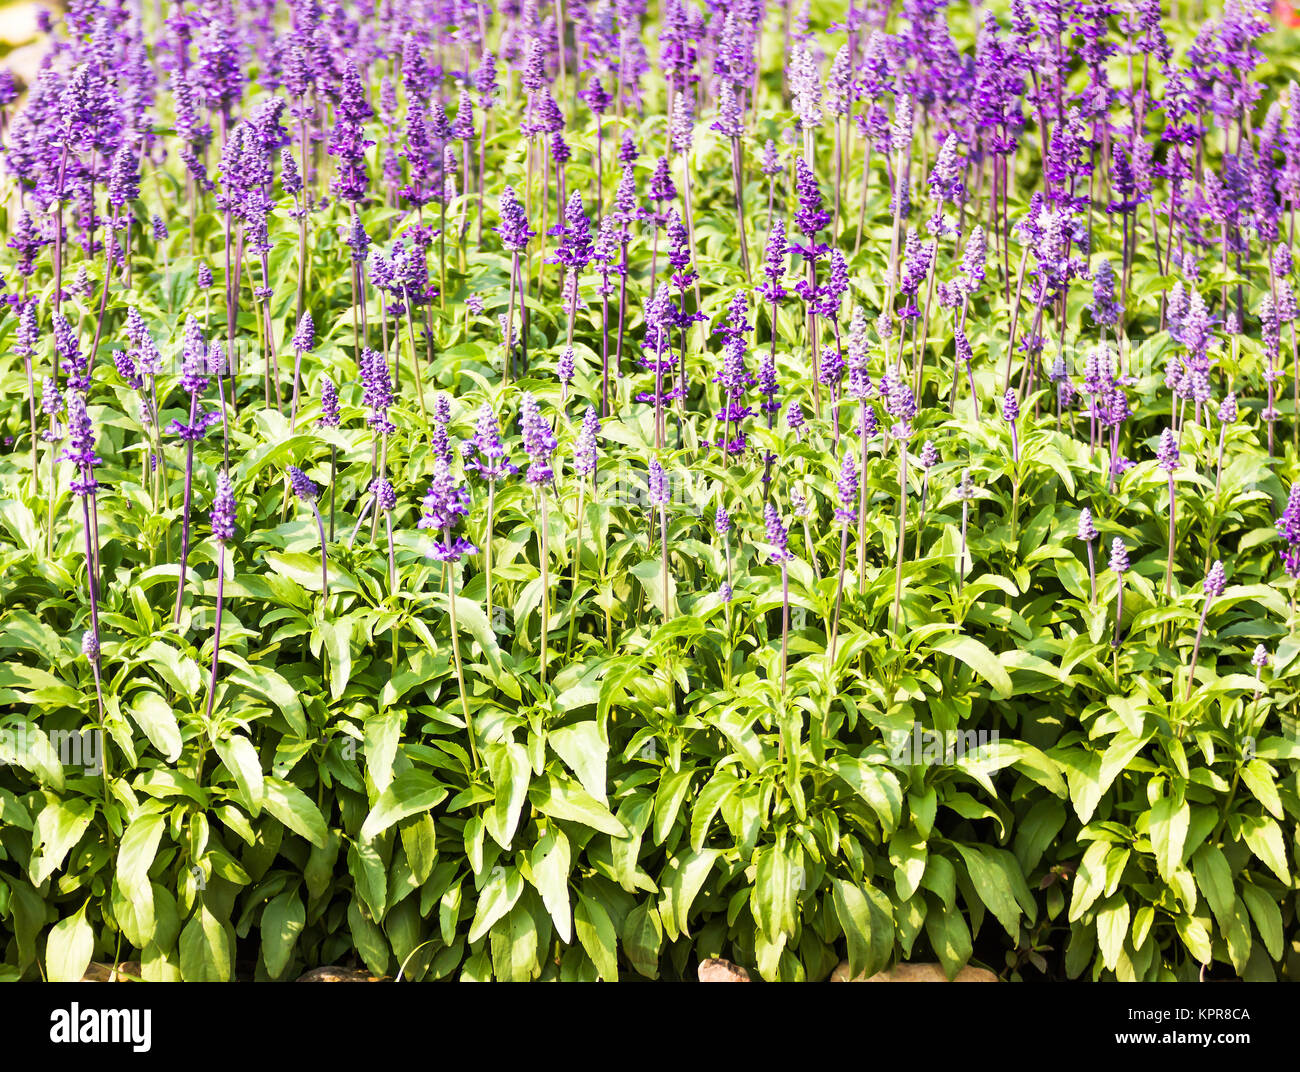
[931,634,1013,698]
[574,890,620,981]
[1148,795,1190,883]
[262,777,329,848]
[827,754,902,833]
[1191,845,1234,930]
[179,904,233,981]
[323,619,354,701]
[360,770,448,842]
[548,721,608,804]
[1239,760,1283,820]
[1096,895,1131,972]
[45,900,95,982]
[468,866,524,944]
[31,798,95,886]
[484,741,532,849]
[528,830,573,944]
[530,774,627,837]
[1239,815,1290,883]
[128,691,183,762]
[1241,884,1283,960]
[261,890,305,979]
[652,765,695,845]
[951,843,1023,940]
[924,902,972,980]
[621,899,663,979]
[214,734,264,817]
[830,877,892,981]
[658,848,719,942]
[115,811,164,943]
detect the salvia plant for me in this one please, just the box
[0,0,1298,989]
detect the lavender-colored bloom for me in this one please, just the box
[360,348,395,434]
[197,262,213,288]
[1277,483,1300,577]
[1156,427,1180,471]
[81,629,100,661]
[715,505,731,536]
[558,346,575,388]
[318,377,340,428]
[1253,645,1270,669]
[373,478,397,514]
[1110,538,1130,574]
[647,458,669,508]
[519,392,557,485]
[919,441,939,470]
[574,407,600,478]
[291,311,314,352]
[418,456,476,562]
[1002,389,1019,422]
[211,472,236,543]
[497,185,534,252]
[1078,508,1098,542]
[288,466,317,502]
[62,392,101,496]
[764,502,793,562]
[1203,560,1226,598]
[1218,393,1237,423]
[835,453,858,525]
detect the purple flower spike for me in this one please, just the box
[1110,538,1129,574]
[1253,645,1270,669]
[1156,427,1180,471]
[292,311,315,353]
[288,466,318,502]
[211,472,236,543]
[1203,561,1226,598]
[835,453,858,525]
[1077,508,1098,542]
[1002,389,1019,423]
[764,503,793,562]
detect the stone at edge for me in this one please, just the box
[296,965,386,982]
[830,961,998,982]
[697,957,752,982]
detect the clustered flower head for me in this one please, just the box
[418,456,476,562]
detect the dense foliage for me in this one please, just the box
[1,0,1299,983]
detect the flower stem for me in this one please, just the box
[447,563,479,772]
[204,544,226,723]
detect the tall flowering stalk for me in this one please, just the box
[765,502,794,692]
[1111,538,1130,652]
[419,456,479,771]
[1186,561,1226,701]
[172,317,217,622]
[568,408,600,652]
[204,473,236,722]
[464,404,517,627]
[885,374,917,632]
[496,186,534,384]
[65,392,103,723]
[288,311,314,431]
[1214,393,1236,491]
[521,394,558,685]
[829,451,858,666]
[957,468,975,594]
[1156,427,1180,598]
[1003,388,1021,537]
[288,467,329,599]
[648,459,671,620]
[1078,508,1099,606]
